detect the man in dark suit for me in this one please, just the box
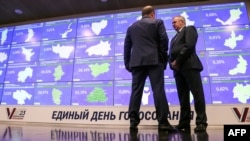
[124,5,175,131]
[169,15,208,132]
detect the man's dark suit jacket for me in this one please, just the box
[124,16,168,71]
[169,26,203,72]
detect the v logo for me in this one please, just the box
[232,107,249,122]
[6,108,16,119]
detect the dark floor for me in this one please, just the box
[0,122,223,141]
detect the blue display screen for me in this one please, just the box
[1,83,35,105]
[8,42,40,63]
[4,62,38,83]
[42,18,77,40]
[0,27,14,45]
[0,84,3,103]
[157,6,202,29]
[0,1,249,106]
[114,34,126,56]
[73,57,114,81]
[0,45,9,83]
[114,11,141,33]
[71,81,114,106]
[40,38,75,61]
[36,60,74,82]
[114,79,154,106]
[0,66,7,83]
[204,24,250,50]
[77,14,114,37]
[200,2,249,27]
[114,56,132,80]
[12,23,43,44]
[210,76,250,104]
[34,82,72,105]
[0,45,10,66]
[75,35,115,58]
[207,49,250,77]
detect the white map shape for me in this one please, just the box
[224,31,243,49]
[1,28,8,45]
[18,67,33,82]
[0,52,8,62]
[228,55,247,75]
[52,44,74,59]
[91,20,108,35]
[142,87,150,105]
[60,23,73,38]
[22,47,34,61]
[13,90,32,105]
[233,83,250,103]
[181,12,195,26]
[25,28,34,42]
[216,8,243,25]
[86,40,111,56]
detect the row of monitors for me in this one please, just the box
[0,2,249,45]
[1,24,250,63]
[0,76,249,105]
[0,48,250,83]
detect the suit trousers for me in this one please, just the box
[174,69,207,126]
[128,64,170,125]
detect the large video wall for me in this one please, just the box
[0,2,249,106]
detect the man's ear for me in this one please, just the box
[150,12,155,18]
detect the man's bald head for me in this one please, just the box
[142,5,155,16]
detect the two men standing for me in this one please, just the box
[124,5,208,132]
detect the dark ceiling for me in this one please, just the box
[0,0,210,27]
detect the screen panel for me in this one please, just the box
[42,18,77,40]
[0,45,9,83]
[71,81,113,106]
[114,79,154,106]
[34,82,72,105]
[12,23,43,44]
[4,62,38,83]
[8,42,40,63]
[1,83,35,105]
[114,11,141,33]
[157,6,202,29]
[210,76,250,104]
[200,2,249,27]
[73,57,114,81]
[77,14,114,37]
[0,84,3,103]
[207,49,250,77]
[0,27,14,45]
[40,38,75,61]
[114,34,126,56]
[0,45,10,67]
[36,59,74,82]
[204,24,250,50]
[75,35,114,58]
[114,56,132,80]
[0,66,7,83]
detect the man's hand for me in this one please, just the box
[171,60,179,70]
[126,66,132,72]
